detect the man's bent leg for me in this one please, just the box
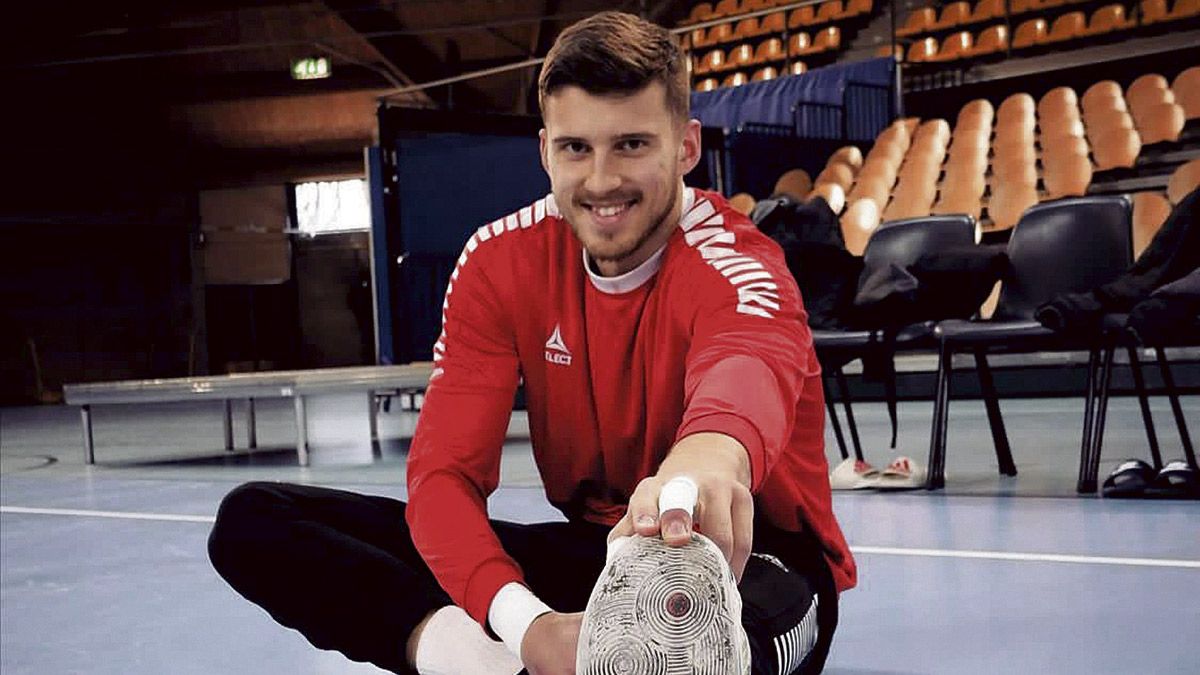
[740,525,839,675]
[208,482,451,674]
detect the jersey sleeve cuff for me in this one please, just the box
[676,412,766,490]
[487,582,554,659]
[463,558,525,626]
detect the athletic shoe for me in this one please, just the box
[576,533,751,675]
[874,455,928,490]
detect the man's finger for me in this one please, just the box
[730,485,754,581]
[627,477,663,537]
[658,476,698,546]
[697,490,734,566]
[607,513,634,543]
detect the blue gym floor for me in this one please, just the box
[2,396,1198,674]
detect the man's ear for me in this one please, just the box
[538,128,550,174]
[679,119,702,176]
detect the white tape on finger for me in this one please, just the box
[658,476,699,517]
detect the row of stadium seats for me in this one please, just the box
[896,0,1199,38]
[724,67,1199,245]
[695,62,809,91]
[681,0,871,27]
[686,0,873,49]
[692,28,841,74]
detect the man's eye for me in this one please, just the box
[619,139,647,151]
[564,142,588,155]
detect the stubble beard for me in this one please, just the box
[577,181,680,268]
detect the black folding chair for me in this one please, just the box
[814,214,978,461]
[1078,314,1199,492]
[927,195,1134,489]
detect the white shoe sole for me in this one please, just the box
[576,534,751,675]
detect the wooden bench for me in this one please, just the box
[63,364,434,466]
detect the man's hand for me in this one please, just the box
[607,432,754,580]
[520,611,583,675]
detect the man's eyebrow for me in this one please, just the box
[549,135,588,145]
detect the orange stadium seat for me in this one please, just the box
[1011,0,1042,13]
[1127,73,1171,103]
[1012,18,1048,49]
[755,38,785,63]
[968,25,1009,57]
[712,0,741,19]
[685,3,716,24]
[760,11,786,34]
[810,182,847,213]
[1140,0,1170,23]
[897,7,937,37]
[840,197,881,256]
[971,0,1005,22]
[933,31,973,61]
[798,26,841,54]
[1166,0,1200,19]
[695,77,720,92]
[751,66,779,82]
[884,178,939,221]
[774,168,813,199]
[730,43,756,69]
[788,6,816,28]
[1173,66,1200,119]
[998,92,1036,123]
[696,49,725,73]
[1082,80,1125,110]
[1138,102,1186,143]
[1085,108,1135,136]
[788,33,812,56]
[790,61,809,75]
[877,43,905,60]
[1042,152,1093,199]
[729,193,758,215]
[1131,192,1172,258]
[733,17,761,39]
[932,2,972,29]
[708,22,735,44]
[1091,127,1141,169]
[987,183,1039,230]
[818,162,856,191]
[1038,86,1079,118]
[843,0,874,17]
[908,37,940,62]
[1086,4,1136,35]
[1045,12,1086,43]
[742,0,774,11]
[830,145,865,172]
[722,71,750,87]
[1167,158,1200,204]
[816,0,845,24]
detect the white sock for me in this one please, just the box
[414,605,524,675]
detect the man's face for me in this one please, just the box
[540,82,701,276]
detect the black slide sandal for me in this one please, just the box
[1145,460,1200,500]
[1101,459,1157,498]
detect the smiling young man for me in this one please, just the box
[208,10,854,675]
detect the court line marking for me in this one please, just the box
[1,506,216,523]
[4,506,1199,570]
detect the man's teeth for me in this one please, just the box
[594,202,630,217]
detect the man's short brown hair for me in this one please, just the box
[538,11,689,122]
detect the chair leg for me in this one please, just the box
[1127,346,1163,470]
[927,341,953,490]
[834,367,865,462]
[823,373,851,461]
[1084,344,1116,493]
[1077,346,1101,493]
[1156,347,1197,470]
[974,349,1016,476]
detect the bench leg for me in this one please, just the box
[369,390,380,444]
[294,395,310,467]
[247,398,258,449]
[81,405,95,465]
[223,400,235,452]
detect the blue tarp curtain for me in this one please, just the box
[690,57,899,141]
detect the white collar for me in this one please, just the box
[584,187,695,295]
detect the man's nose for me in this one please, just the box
[583,152,622,196]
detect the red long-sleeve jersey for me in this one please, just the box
[406,188,856,624]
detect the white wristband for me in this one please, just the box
[658,476,699,517]
[487,582,553,659]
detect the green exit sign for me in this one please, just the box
[291,57,331,80]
